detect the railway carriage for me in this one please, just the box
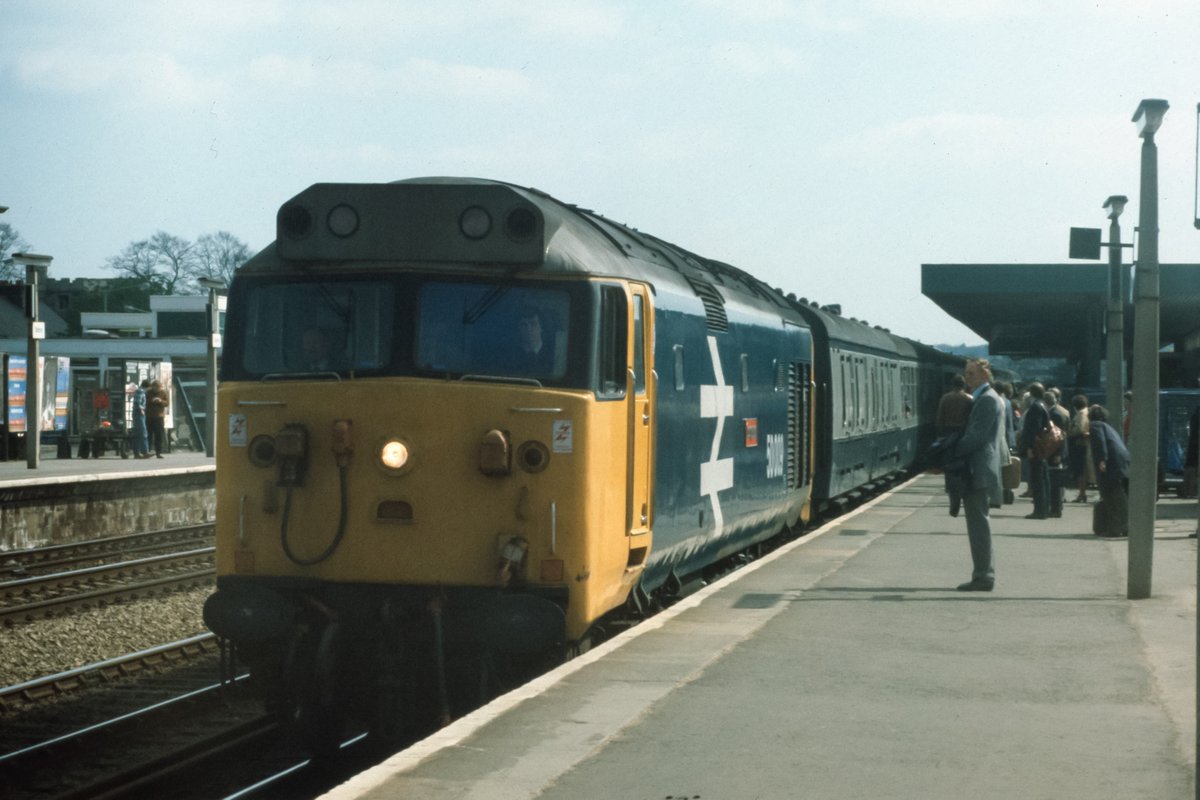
[204,178,829,744]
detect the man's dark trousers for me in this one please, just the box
[1029,457,1050,517]
[963,487,995,582]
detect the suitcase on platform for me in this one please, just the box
[1002,455,1021,490]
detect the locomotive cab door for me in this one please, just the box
[627,285,655,562]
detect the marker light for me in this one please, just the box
[380,439,410,471]
[505,206,537,241]
[460,206,492,239]
[327,204,359,237]
[279,203,314,239]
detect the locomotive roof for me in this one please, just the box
[241,177,792,318]
[241,177,918,352]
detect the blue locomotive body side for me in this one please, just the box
[641,280,812,590]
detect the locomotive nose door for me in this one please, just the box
[627,285,655,552]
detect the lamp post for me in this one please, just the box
[1127,98,1168,600]
[1102,195,1128,421]
[13,252,52,470]
[197,277,226,458]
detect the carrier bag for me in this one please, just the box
[1033,423,1065,461]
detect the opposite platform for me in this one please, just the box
[0,447,213,488]
[325,474,1198,800]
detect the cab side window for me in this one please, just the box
[598,286,627,399]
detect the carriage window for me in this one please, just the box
[241,281,394,375]
[674,345,685,391]
[740,354,750,393]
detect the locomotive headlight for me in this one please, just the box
[379,439,411,473]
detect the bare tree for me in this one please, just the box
[147,231,194,294]
[106,238,168,286]
[0,223,32,281]
[106,231,194,294]
[191,231,251,287]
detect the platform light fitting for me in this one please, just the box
[1102,195,1128,220]
[1132,99,1168,138]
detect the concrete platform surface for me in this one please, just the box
[0,447,213,487]
[324,474,1198,800]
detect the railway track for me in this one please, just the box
[0,524,214,580]
[0,634,385,800]
[0,633,222,712]
[0,643,270,800]
[0,548,215,627]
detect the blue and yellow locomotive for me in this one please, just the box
[204,178,953,745]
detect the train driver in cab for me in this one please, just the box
[511,304,555,374]
[300,327,339,372]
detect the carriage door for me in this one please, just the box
[627,285,655,558]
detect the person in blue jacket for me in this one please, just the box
[1087,404,1130,537]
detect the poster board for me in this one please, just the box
[4,355,72,433]
[5,354,27,433]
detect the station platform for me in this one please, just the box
[325,474,1198,800]
[0,447,213,488]
[0,447,215,550]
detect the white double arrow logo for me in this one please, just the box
[699,335,734,537]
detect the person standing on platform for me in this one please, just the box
[994,382,1018,453]
[951,358,1006,592]
[1068,394,1094,503]
[1045,388,1071,516]
[132,380,150,459]
[994,381,1018,505]
[146,379,169,459]
[935,374,973,517]
[1122,391,1133,443]
[1020,383,1053,519]
[1088,405,1130,537]
[1187,406,1199,538]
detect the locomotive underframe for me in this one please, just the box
[206,574,568,749]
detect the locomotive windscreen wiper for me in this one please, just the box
[315,282,351,322]
[462,284,510,324]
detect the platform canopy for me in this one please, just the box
[921,263,1200,358]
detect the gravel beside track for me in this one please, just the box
[0,585,211,688]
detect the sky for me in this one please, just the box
[2,0,1199,347]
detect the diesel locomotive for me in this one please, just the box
[203,178,959,747]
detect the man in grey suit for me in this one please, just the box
[952,359,1008,591]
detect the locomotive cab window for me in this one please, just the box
[224,275,594,389]
[416,282,571,381]
[598,286,627,399]
[633,294,647,395]
[238,280,395,376]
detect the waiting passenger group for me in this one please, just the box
[935,360,1132,592]
[130,379,170,460]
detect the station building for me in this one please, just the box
[922,262,1200,388]
[0,286,224,460]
